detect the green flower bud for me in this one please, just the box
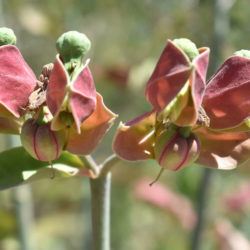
[173,38,199,61]
[234,50,250,59]
[154,127,200,171]
[0,27,16,46]
[56,31,91,73]
[21,119,65,162]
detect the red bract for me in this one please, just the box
[47,56,96,133]
[66,93,117,155]
[146,40,210,126]
[0,45,36,133]
[46,55,117,155]
[203,55,250,130]
[113,39,250,171]
[195,54,250,169]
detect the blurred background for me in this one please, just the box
[0,0,250,249]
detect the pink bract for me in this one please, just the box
[0,45,36,118]
[203,55,250,130]
[66,93,117,155]
[47,55,96,133]
[145,40,210,126]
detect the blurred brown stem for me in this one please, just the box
[191,0,231,248]
[190,168,212,250]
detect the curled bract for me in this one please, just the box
[145,39,210,126]
[47,32,96,134]
[0,28,36,134]
[203,54,250,130]
[47,55,97,133]
[0,45,36,119]
[66,93,117,155]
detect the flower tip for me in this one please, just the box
[233,49,250,59]
[56,31,91,63]
[107,113,118,127]
[117,121,129,131]
[0,27,16,46]
[172,38,199,61]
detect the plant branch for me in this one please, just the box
[99,154,120,176]
[86,154,120,250]
[81,155,100,177]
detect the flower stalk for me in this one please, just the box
[90,172,112,250]
[82,155,119,250]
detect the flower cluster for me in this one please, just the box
[1,26,250,175]
[113,38,250,171]
[0,28,116,162]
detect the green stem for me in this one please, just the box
[83,154,119,250]
[90,172,112,250]
[80,155,100,177]
[99,154,119,176]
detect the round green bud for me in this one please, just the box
[0,27,16,46]
[173,38,199,61]
[56,31,91,63]
[234,50,250,59]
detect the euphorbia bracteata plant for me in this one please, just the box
[113,38,250,173]
[1,27,250,250]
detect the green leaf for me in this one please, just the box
[0,147,87,190]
